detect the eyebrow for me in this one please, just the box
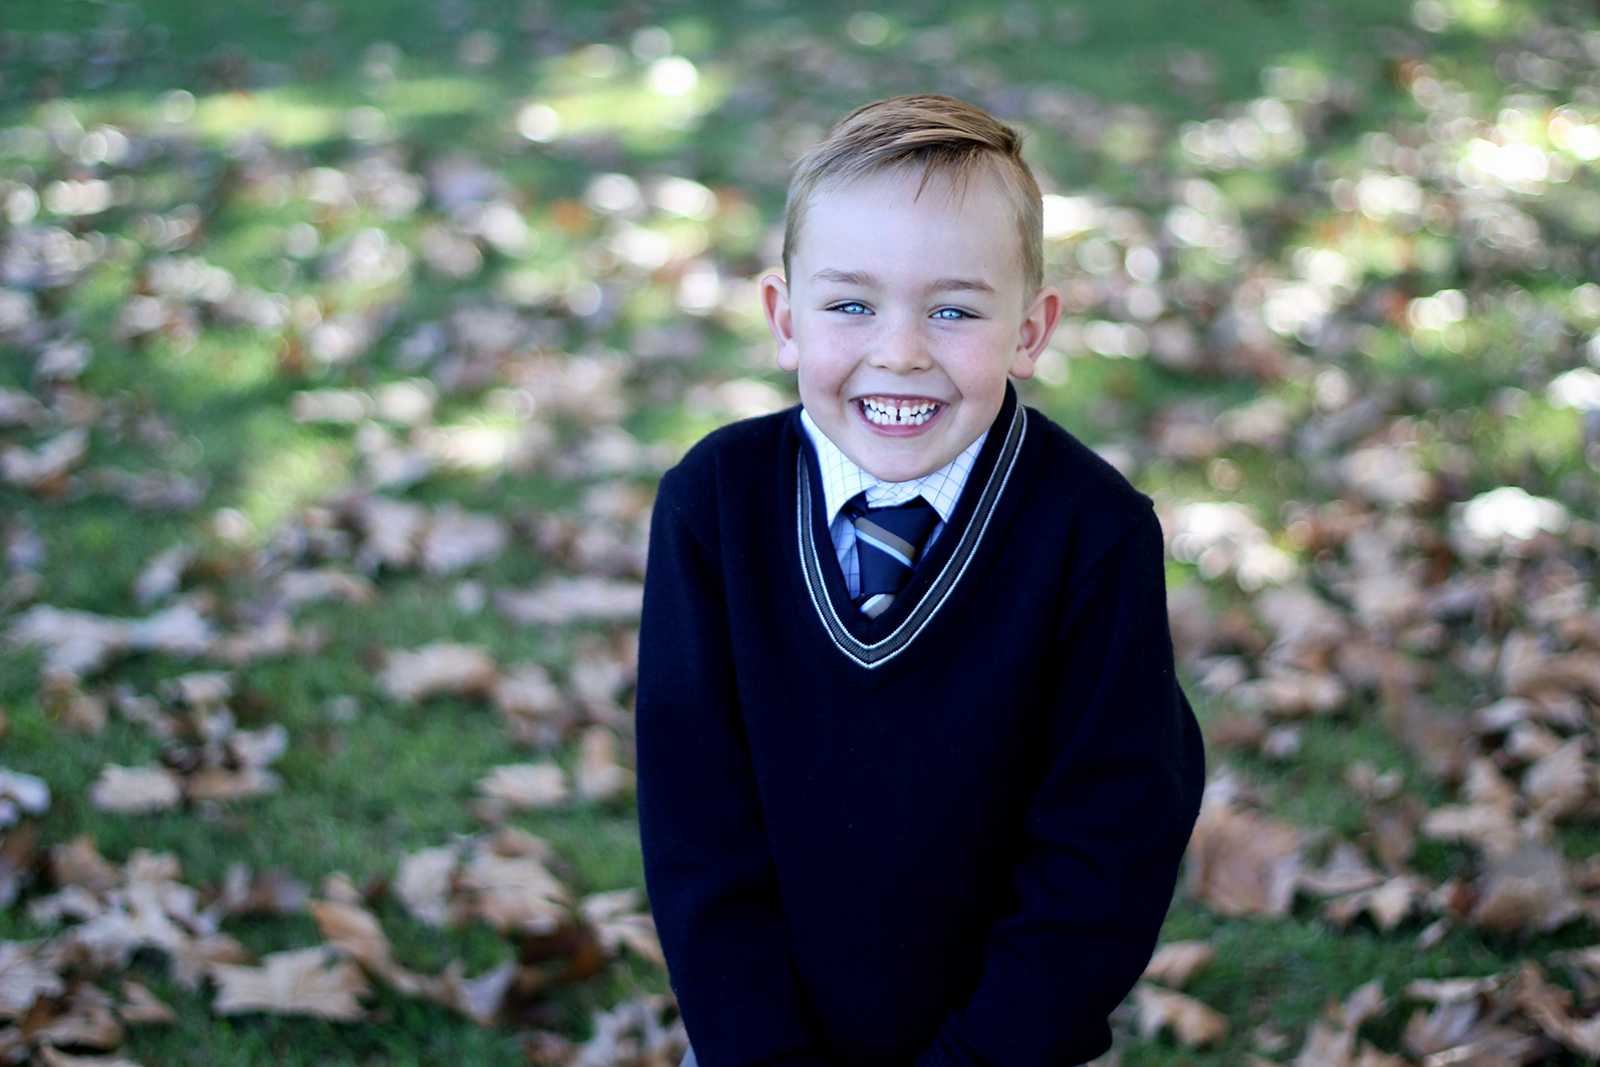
[810,268,996,296]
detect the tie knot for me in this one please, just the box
[846,494,940,565]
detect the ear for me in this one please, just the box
[1008,284,1063,380]
[760,271,799,372]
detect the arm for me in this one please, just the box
[913,502,1207,1067]
[635,463,835,1067]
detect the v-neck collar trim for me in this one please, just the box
[792,382,1028,670]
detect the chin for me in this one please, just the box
[856,453,942,483]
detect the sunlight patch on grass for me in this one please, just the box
[235,430,352,537]
[540,63,730,145]
[192,89,345,147]
[376,76,499,119]
[150,331,285,399]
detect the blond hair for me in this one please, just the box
[781,93,1044,303]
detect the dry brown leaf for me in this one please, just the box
[458,849,571,935]
[88,766,181,815]
[478,763,567,809]
[1183,792,1306,916]
[0,824,36,909]
[116,980,174,1025]
[1506,648,1600,704]
[1290,979,1390,1067]
[1299,842,1385,897]
[1230,669,1347,719]
[1404,975,1506,1003]
[30,983,124,1050]
[1468,841,1584,934]
[1382,697,1476,785]
[579,888,664,967]
[1510,961,1600,1057]
[492,576,644,626]
[1142,940,1215,989]
[1520,738,1591,821]
[491,664,578,747]
[428,959,518,1026]
[1464,757,1520,809]
[1,429,89,491]
[0,768,50,828]
[222,866,311,918]
[183,767,281,803]
[561,992,694,1067]
[168,934,251,993]
[1421,803,1524,857]
[395,846,460,928]
[309,899,395,974]
[48,838,120,894]
[378,643,498,703]
[36,1049,144,1067]
[1323,875,1427,932]
[1134,983,1228,1047]
[4,602,215,681]
[45,681,107,734]
[419,506,507,575]
[210,946,369,1020]
[0,941,64,1019]
[575,726,632,803]
[1367,797,1423,871]
[132,544,194,609]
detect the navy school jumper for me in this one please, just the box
[635,379,1207,1067]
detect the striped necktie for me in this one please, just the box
[844,493,941,619]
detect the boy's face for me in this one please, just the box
[760,163,1062,483]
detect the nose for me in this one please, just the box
[870,314,932,372]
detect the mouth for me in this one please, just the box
[853,394,947,433]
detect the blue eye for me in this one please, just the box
[829,301,870,315]
[933,307,973,321]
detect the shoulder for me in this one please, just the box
[655,404,797,516]
[1017,406,1168,623]
[1019,402,1155,536]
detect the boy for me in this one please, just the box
[635,94,1206,1067]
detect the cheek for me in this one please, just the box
[942,339,1007,386]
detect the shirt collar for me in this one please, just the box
[799,406,989,527]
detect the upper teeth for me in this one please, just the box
[862,397,940,425]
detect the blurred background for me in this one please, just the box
[2,0,1599,1064]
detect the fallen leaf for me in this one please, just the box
[210,946,369,1020]
[1134,983,1228,1047]
[478,763,567,810]
[1142,941,1216,989]
[36,1049,144,1067]
[116,980,174,1025]
[1183,789,1306,916]
[88,766,182,815]
[493,576,644,626]
[1468,841,1584,934]
[579,888,665,967]
[574,726,632,803]
[0,941,64,1019]
[395,846,460,928]
[378,643,498,703]
[1520,738,1591,821]
[1510,961,1600,1057]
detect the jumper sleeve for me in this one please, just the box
[912,502,1206,1067]
[635,463,836,1067]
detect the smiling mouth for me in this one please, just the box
[855,396,946,427]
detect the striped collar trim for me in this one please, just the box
[795,398,1028,669]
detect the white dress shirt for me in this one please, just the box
[799,407,989,599]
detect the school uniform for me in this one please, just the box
[637,379,1206,1067]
